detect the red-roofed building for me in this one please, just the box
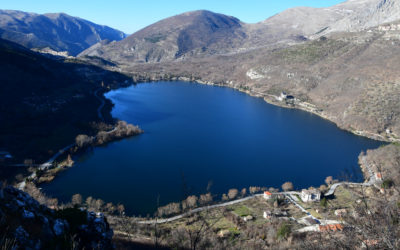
[263,191,273,200]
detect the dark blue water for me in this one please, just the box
[42,81,383,215]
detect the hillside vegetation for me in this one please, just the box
[0,38,132,164]
[116,23,400,142]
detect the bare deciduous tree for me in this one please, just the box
[182,195,198,210]
[157,202,181,217]
[117,204,125,216]
[71,194,82,206]
[325,176,333,185]
[95,199,104,211]
[228,188,239,200]
[241,188,247,197]
[282,182,294,191]
[249,186,261,194]
[199,193,213,205]
[75,134,93,148]
[85,196,94,208]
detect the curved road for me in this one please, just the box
[324,155,377,196]
[137,191,302,225]
[137,194,263,224]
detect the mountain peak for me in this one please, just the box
[79,9,245,62]
[179,9,214,16]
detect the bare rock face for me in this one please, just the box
[245,0,400,46]
[319,0,400,34]
[0,10,126,56]
[0,185,113,249]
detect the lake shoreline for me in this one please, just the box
[114,70,399,143]
[38,80,383,216]
[17,119,143,191]
[134,76,399,143]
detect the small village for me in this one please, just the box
[104,155,391,249]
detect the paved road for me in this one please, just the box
[17,89,113,191]
[285,194,321,224]
[39,144,75,170]
[324,155,377,196]
[137,191,303,225]
[137,194,264,224]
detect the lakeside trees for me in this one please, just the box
[199,193,213,205]
[282,182,294,191]
[228,188,239,200]
[249,186,261,194]
[157,202,181,217]
[75,134,93,148]
[325,176,333,185]
[182,195,198,210]
[71,194,82,206]
[75,121,143,151]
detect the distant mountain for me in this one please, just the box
[79,10,247,62]
[253,0,400,41]
[0,10,126,56]
[81,0,400,63]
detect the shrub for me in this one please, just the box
[55,207,87,234]
[382,179,394,189]
[276,223,291,240]
[320,197,327,208]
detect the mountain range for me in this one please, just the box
[79,0,400,63]
[0,10,126,56]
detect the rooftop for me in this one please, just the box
[302,189,320,195]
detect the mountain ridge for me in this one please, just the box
[80,0,400,63]
[0,9,127,56]
[79,10,247,62]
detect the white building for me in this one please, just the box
[263,191,273,200]
[263,211,272,219]
[375,172,383,181]
[301,189,321,202]
[277,92,287,101]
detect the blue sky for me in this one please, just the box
[2,0,345,34]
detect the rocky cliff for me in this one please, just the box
[0,184,113,249]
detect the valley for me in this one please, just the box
[1,0,400,248]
